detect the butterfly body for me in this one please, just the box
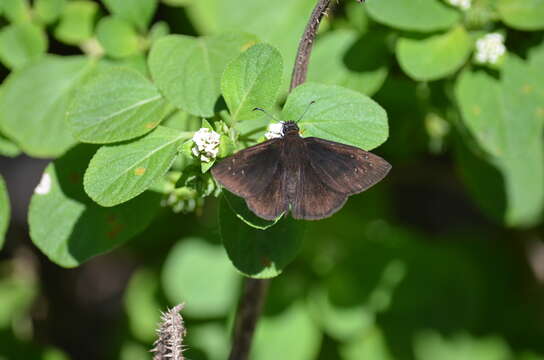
[211,121,391,221]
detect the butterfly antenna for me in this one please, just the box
[295,100,316,123]
[253,107,280,123]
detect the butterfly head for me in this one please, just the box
[282,121,300,136]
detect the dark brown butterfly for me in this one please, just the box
[211,120,391,221]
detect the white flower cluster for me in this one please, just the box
[192,127,220,162]
[447,0,471,10]
[264,122,284,140]
[475,33,506,64]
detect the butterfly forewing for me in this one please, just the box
[211,139,281,198]
[305,137,391,195]
[245,166,288,220]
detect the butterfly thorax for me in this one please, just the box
[282,121,300,136]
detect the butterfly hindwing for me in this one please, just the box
[211,139,282,198]
[304,137,391,195]
[289,157,348,220]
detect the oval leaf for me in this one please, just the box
[161,238,240,318]
[0,55,94,158]
[29,145,160,267]
[282,83,389,150]
[219,195,305,278]
[0,23,48,70]
[396,26,473,81]
[102,0,157,31]
[498,0,544,31]
[0,175,9,250]
[68,67,170,143]
[84,126,189,206]
[96,16,141,59]
[148,33,257,117]
[221,43,283,123]
[366,0,460,32]
[308,29,389,96]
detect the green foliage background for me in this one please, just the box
[1,0,544,359]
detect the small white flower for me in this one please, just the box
[264,122,284,140]
[447,0,471,10]
[34,173,51,195]
[475,33,506,65]
[192,128,220,162]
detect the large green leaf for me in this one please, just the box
[0,23,48,70]
[498,0,544,30]
[84,126,190,206]
[29,145,160,267]
[251,302,321,360]
[67,67,170,143]
[366,0,460,32]
[96,17,141,59]
[282,83,389,150]
[186,0,314,78]
[396,26,473,81]
[0,134,21,157]
[455,56,544,226]
[0,56,95,158]
[0,175,9,250]
[161,238,240,318]
[0,0,30,23]
[221,43,283,123]
[102,0,157,31]
[219,195,305,278]
[308,29,389,96]
[149,33,257,117]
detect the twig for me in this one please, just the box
[289,0,334,91]
[228,1,341,359]
[228,279,270,360]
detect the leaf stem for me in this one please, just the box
[289,0,333,91]
[228,278,270,360]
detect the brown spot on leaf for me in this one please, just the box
[472,106,481,116]
[522,84,533,94]
[134,167,146,176]
[145,122,158,129]
[106,214,125,239]
[241,40,257,52]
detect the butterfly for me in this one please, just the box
[211,117,391,221]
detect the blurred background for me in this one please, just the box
[1,0,544,359]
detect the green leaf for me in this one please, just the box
[0,134,21,157]
[83,126,190,206]
[54,0,98,45]
[396,26,473,81]
[34,0,66,24]
[0,55,95,158]
[149,33,257,117]
[340,328,394,360]
[29,145,160,267]
[308,29,389,96]
[414,331,511,360]
[187,324,230,360]
[96,17,141,59]
[219,195,305,278]
[124,269,161,342]
[498,0,544,30]
[0,23,48,70]
[161,238,240,318]
[0,0,30,23]
[251,302,321,360]
[162,0,192,6]
[102,0,157,31]
[221,43,283,123]
[186,0,314,83]
[365,0,460,32]
[222,191,280,230]
[67,67,170,143]
[455,56,544,226]
[0,175,9,250]
[282,82,389,150]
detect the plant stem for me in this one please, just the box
[228,1,337,359]
[228,278,270,360]
[289,0,333,91]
